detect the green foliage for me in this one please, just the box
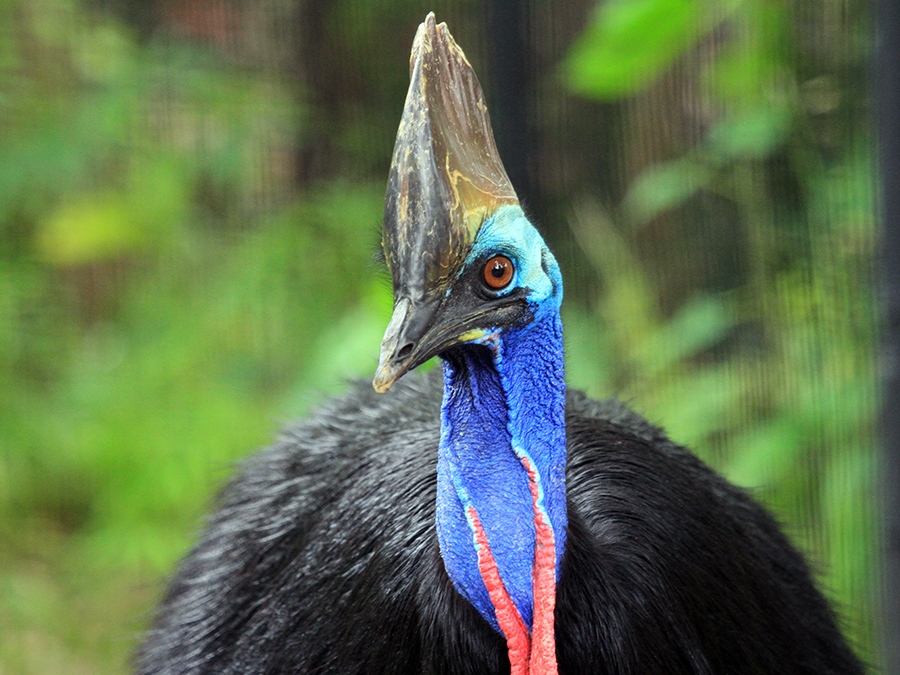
[0,2,391,671]
[564,0,707,97]
[563,0,876,666]
[565,181,877,661]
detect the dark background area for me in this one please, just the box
[0,0,878,672]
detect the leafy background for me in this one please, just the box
[0,0,877,672]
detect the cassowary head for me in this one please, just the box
[374,13,562,394]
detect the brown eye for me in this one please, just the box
[483,255,514,290]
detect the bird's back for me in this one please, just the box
[558,391,863,674]
[136,370,863,675]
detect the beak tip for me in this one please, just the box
[372,378,393,394]
[373,297,413,394]
[373,363,400,394]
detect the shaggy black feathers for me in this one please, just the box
[137,370,863,674]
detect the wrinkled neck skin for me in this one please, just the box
[437,309,566,674]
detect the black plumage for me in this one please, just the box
[137,368,863,675]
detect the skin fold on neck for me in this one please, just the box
[436,310,566,674]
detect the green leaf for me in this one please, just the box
[634,295,733,374]
[707,104,793,159]
[562,306,614,397]
[36,192,145,264]
[724,417,806,488]
[625,157,713,224]
[647,364,742,449]
[564,0,702,98]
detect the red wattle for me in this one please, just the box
[467,506,532,675]
[522,456,558,675]
[466,455,559,675]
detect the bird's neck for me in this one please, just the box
[437,311,566,675]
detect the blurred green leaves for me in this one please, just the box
[621,98,795,226]
[0,2,389,671]
[563,0,875,665]
[568,0,802,228]
[37,186,165,264]
[564,0,705,97]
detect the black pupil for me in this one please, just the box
[491,262,506,278]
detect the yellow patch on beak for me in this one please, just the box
[458,329,486,343]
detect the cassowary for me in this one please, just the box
[137,14,864,675]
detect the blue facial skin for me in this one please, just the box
[435,204,567,633]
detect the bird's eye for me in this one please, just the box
[483,255,514,290]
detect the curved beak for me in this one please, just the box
[374,290,506,393]
[373,297,448,393]
[373,298,417,393]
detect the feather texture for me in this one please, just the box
[136,369,863,675]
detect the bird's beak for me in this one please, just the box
[373,298,416,393]
[373,296,447,393]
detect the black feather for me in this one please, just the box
[136,369,863,675]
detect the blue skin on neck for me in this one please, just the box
[435,205,567,633]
